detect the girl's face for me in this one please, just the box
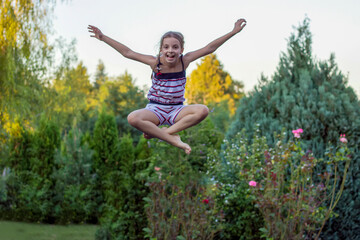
[161,37,183,64]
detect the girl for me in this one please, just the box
[88,19,246,154]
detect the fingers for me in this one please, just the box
[237,18,247,26]
[234,18,246,31]
[87,25,99,33]
[88,25,100,38]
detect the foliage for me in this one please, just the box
[138,118,224,239]
[227,17,360,239]
[94,113,151,239]
[248,130,350,240]
[144,177,223,240]
[209,131,265,239]
[2,116,60,222]
[32,115,61,179]
[52,62,92,128]
[185,54,244,116]
[92,109,121,172]
[104,72,148,137]
[0,0,55,119]
[213,127,351,240]
[52,126,99,224]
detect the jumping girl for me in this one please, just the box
[88,19,246,154]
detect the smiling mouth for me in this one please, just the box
[166,53,175,59]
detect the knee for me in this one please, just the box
[127,112,139,127]
[199,105,209,119]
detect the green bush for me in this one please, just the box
[139,118,224,238]
[94,112,151,239]
[144,178,223,239]
[227,18,360,239]
[52,127,99,224]
[2,117,60,222]
[209,130,265,239]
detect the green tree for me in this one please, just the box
[94,59,108,90]
[0,0,55,118]
[94,122,151,239]
[101,71,148,137]
[4,116,60,222]
[52,61,93,128]
[52,126,98,224]
[92,109,120,172]
[227,18,360,239]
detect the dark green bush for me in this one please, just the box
[227,18,360,239]
[52,127,99,224]
[94,111,151,239]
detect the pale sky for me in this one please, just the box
[53,0,360,95]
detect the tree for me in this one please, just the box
[95,71,148,137]
[185,54,244,131]
[52,62,92,128]
[94,59,108,90]
[185,54,244,115]
[227,18,360,239]
[0,0,55,118]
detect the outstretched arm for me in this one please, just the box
[183,19,246,68]
[88,25,156,66]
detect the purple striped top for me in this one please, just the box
[147,71,186,104]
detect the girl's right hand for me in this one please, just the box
[88,25,104,40]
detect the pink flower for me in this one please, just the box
[292,128,304,138]
[202,199,209,204]
[249,181,257,187]
[154,167,161,171]
[340,134,348,143]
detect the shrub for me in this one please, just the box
[218,128,351,240]
[52,127,99,224]
[227,18,360,238]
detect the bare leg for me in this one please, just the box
[143,127,167,139]
[127,109,191,154]
[165,104,209,135]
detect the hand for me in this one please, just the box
[233,18,247,33]
[88,25,104,40]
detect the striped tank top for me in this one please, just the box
[147,56,186,105]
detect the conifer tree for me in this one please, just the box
[92,109,120,172]
[227,18,360,239]
[94,60,108,90]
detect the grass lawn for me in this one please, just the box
[0,221,98,240]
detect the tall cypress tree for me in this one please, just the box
[227,18,360,239]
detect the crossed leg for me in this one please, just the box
[127,104,209,154]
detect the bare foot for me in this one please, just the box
[143,128,191,154]
[172,134,192,155]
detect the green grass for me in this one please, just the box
[0,221,98,240]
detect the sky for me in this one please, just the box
[53,0,360,95]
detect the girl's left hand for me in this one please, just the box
[233,19,247,33]
[88,25,104,41]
